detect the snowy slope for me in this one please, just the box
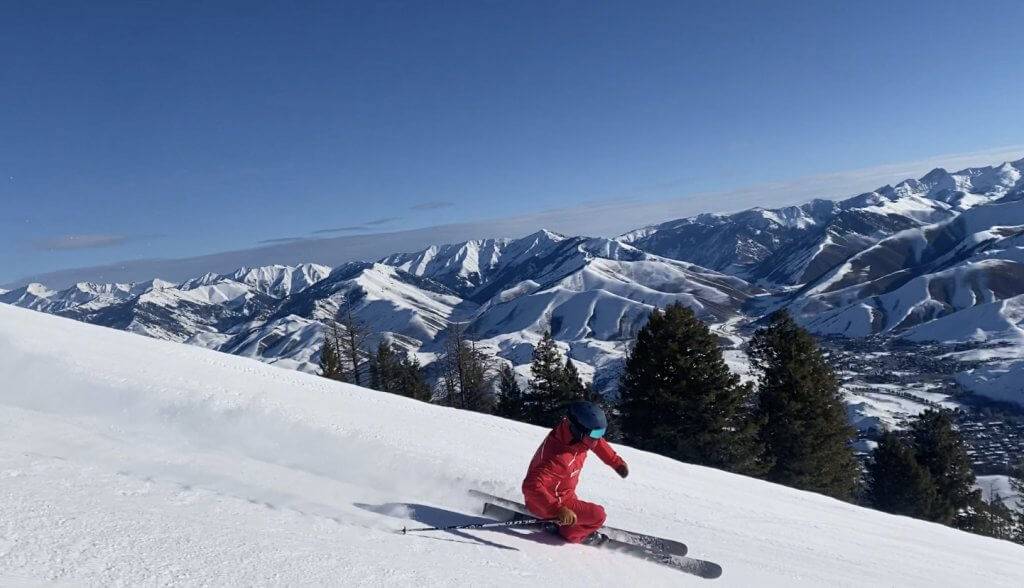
[270,262,476,352]
[0,282,58,310]
[2,304,1023,586]
[463,244,756,391]
[6,157,1024,420]
[179,263,331,299]
[978,475,1022,511]
[956,360,1024,406]
[789,199,1024,335]
[2,239,755,394]
[625,158,1024,286]
[379,230,566,298]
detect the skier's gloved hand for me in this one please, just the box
[616,463,629,479]
[556,506,577,526]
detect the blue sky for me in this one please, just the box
[2,1,1023,286]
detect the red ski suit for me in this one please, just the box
[521,418,626,543]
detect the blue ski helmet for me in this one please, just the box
[566,401,607,440]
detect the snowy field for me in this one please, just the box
[978,476,1021,511]
[1,304,1023,586]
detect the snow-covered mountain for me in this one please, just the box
[0,282,59,310]
[623,159,1023,286]
[92,235,754,380]
[179,263,331,299]
[618,158,1024,405]
[791,198,1024,338]
[258,261,477,368]
[5,157,1024,406]
[380,230,566,298]
[4,304,1022,585]
[455,237,757,389]
[1,231,757,391]
[0,265,328,345]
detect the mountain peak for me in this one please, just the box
[25,282,55,297]
[0,283,57,309]
[920,167,950,182]
[520,228,565,243]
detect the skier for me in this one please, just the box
[521,400,629,544]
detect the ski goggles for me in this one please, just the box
[588,427,606,439]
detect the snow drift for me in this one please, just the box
[0,304,1022,586]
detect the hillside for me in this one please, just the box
[1,304,1022,586]
[4,158,1024,411]
[625,159,1023,286]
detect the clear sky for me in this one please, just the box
[2,1,1023,286]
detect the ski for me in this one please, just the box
[481,501,722,580]
[469,489,688,557]
[595,535,723,580]
[399,512,549,534]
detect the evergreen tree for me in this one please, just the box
[317,324,345,381]
[1012,462,1024,503]
[964,494,1017,541]
[1011,463,1024,544]
[366,340,430,401]
[395,354,432,402]
[523,331,577,426]
[618,303,766,475]
[438,324,494,413]
[336,303,370,386]
[369,341,400,393]
[561,357,587,400]
[494,364,527,421]
[910,409,979,526]
[749,310,859,499]
[865,432,937,519]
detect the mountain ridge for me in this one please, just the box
[5,157,1024,406]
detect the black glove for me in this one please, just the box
[616,463,629,479]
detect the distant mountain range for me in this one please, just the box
[5,157,1023,407]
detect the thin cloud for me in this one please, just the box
[312,217,402,234]
[410,201,455,211]
[10,145,1024,289]
[257,237,307,244]
[31,233,162,252]
[311,225,368,234]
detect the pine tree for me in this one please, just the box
[865,432,937,519]
[336,303,370,386]
[317,325,345,381]
[618,303,766,475]
[561,357,587,400]
[369,340,399,393]
[964,494,1017,541]
[438,323,494,413]
[1010,463,1024,544]
[523,331,576,426]
[910,409,979,526]
[395,354,432,402]
[749,310,859,499]
[494,363,527,421]
[1012,462,1024,504]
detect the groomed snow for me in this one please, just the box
[1,304,1022,586]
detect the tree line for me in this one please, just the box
[317,304,431,402]
[866,411,1023,542]
[317,304,595,415]
[317,301,1023,544]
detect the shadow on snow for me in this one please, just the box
[354,502,566,552]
